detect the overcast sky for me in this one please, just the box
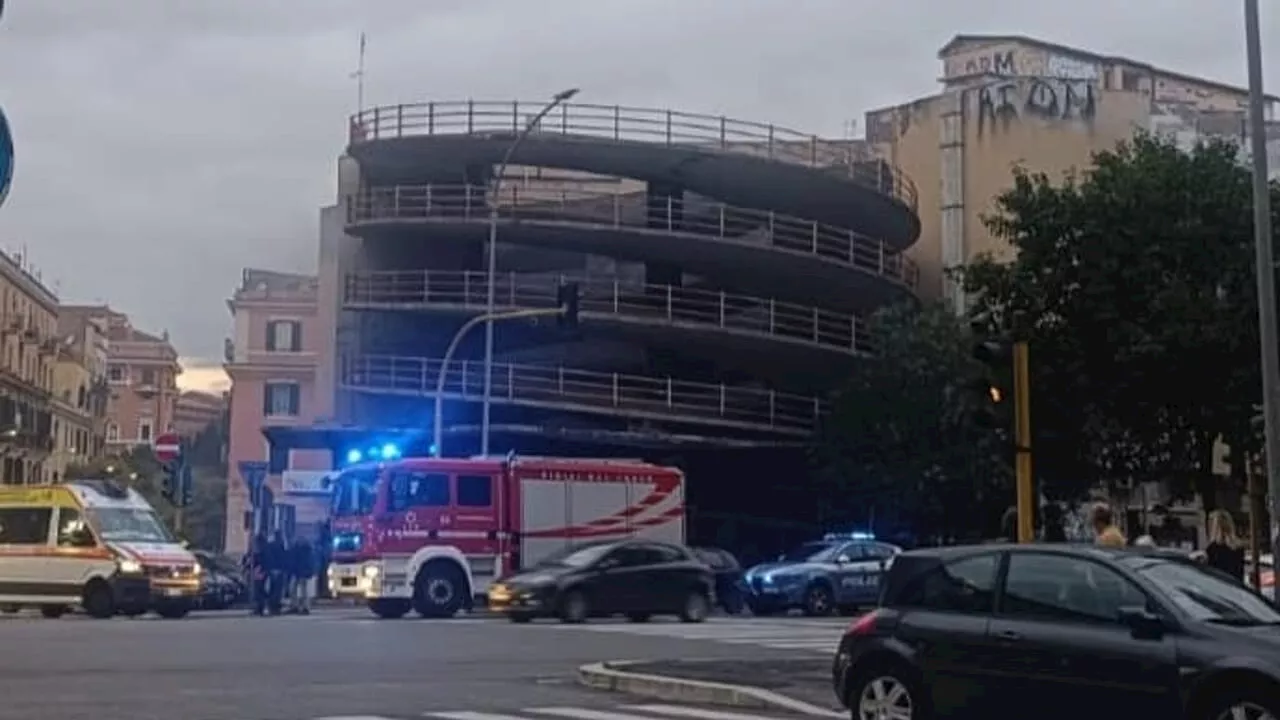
[0,0,1276,387]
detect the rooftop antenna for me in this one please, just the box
[351,32,367,112]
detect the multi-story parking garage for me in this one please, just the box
[330,100,920,454]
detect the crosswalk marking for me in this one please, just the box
[525,708,678,720]
[420,706,796,720]
[622,705,799,720]
[547,619,840,654]
[425,712,536,720]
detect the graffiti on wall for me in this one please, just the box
[974,78,1098,134]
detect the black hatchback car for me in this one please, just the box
[833,543,1280,720]
[488,539,715,624]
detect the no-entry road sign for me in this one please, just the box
[154,432,181,464]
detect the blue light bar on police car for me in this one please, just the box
[823,531,875,541]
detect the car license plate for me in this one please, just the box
[164,588,183,597]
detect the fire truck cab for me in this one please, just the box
[325,454,685,619]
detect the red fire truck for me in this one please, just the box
[324,454,686,619]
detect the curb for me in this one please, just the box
[577,661,843,718]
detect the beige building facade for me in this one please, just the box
[866,34,1280,309]
[48,312,110,481]
[0,252,59,484]
[60,306,181,451]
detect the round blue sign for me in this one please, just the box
[0,106,11,209]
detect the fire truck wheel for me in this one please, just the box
[413,561,468,618]
[559,590,589,623]
[368,599,411,619]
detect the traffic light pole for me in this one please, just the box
[1013,341,1035,543]
[432,305,570,457]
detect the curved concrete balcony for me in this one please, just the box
[339,354,825,437]
[347,100,920,247]
[343,270,870,359]
[346,185,917,308]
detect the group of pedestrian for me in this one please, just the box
[246,530,318,616]
[1089,502,1247,582]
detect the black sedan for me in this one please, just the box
[488,539,714,624]
[692,546,746,614]
[833,543,1280,720]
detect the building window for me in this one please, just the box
[140,368,156,387]
[263,382,300,417]
[106,423,118,442]
[107,364,126,384]
[138,418,153,443]
[265,320,302,352]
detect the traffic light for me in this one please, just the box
[557,281,580,329]
[160,461,178,502]
[180,465,193,508]
[970,334,1013,431]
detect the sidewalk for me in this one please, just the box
[579,658,840,717]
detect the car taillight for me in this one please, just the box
[846,609,883,636]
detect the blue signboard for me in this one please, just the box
[0,106,12,210]
[238,460,269,506]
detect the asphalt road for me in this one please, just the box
[1,607,848,720]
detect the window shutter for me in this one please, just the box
[262,384,273,415]
[288,384,300,415]
[265,322,277,352]
[290,321,302,352]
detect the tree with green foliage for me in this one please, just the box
[814,303,1013,540]
[963,133,1279,506]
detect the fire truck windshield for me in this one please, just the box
[331,467,378,517]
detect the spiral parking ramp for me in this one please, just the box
[338,100,920,445]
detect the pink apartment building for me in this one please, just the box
[60,306,181,451]
[223,269,329,555]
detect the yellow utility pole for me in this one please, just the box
[1013,341,1034,543]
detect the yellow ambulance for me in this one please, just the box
[0,480,202,619]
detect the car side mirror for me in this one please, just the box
[1118,605,1164,639]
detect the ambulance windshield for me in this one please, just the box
[89,507,174,543]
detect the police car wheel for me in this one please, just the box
[803,583,834,616]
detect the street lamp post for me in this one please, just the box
[479,88,580,456]
[1244,0,1280,559]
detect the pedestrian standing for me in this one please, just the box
[290,536,316,614]
[1205,509,1245,582]
[249,533,270,616]
[266,531,288,615]
[1090,502,1127,547]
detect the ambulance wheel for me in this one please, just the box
[39,605,67,619]
[369,599,411,619]
[413,560,467,619]
[83,580,115,619]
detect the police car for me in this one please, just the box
[742,533,900,616]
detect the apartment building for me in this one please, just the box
[60,305,181,450]
[223,268,323,554]
[0,251,58,485]
[48,312,109,480]
[865,34,1280,309]
[174,390,226,438]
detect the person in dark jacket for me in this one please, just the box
[1205,509,1245,582]
[265,531,288,615]
[249,533,270,616]
[289,536,315,614]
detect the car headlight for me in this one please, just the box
[192,562,203,575]
[362,565,380,578]
[118,559,143,574]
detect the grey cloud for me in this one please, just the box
[0,0,1274,361]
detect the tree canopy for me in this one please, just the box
[963,132,1280,505]
[814,303,1013,540]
